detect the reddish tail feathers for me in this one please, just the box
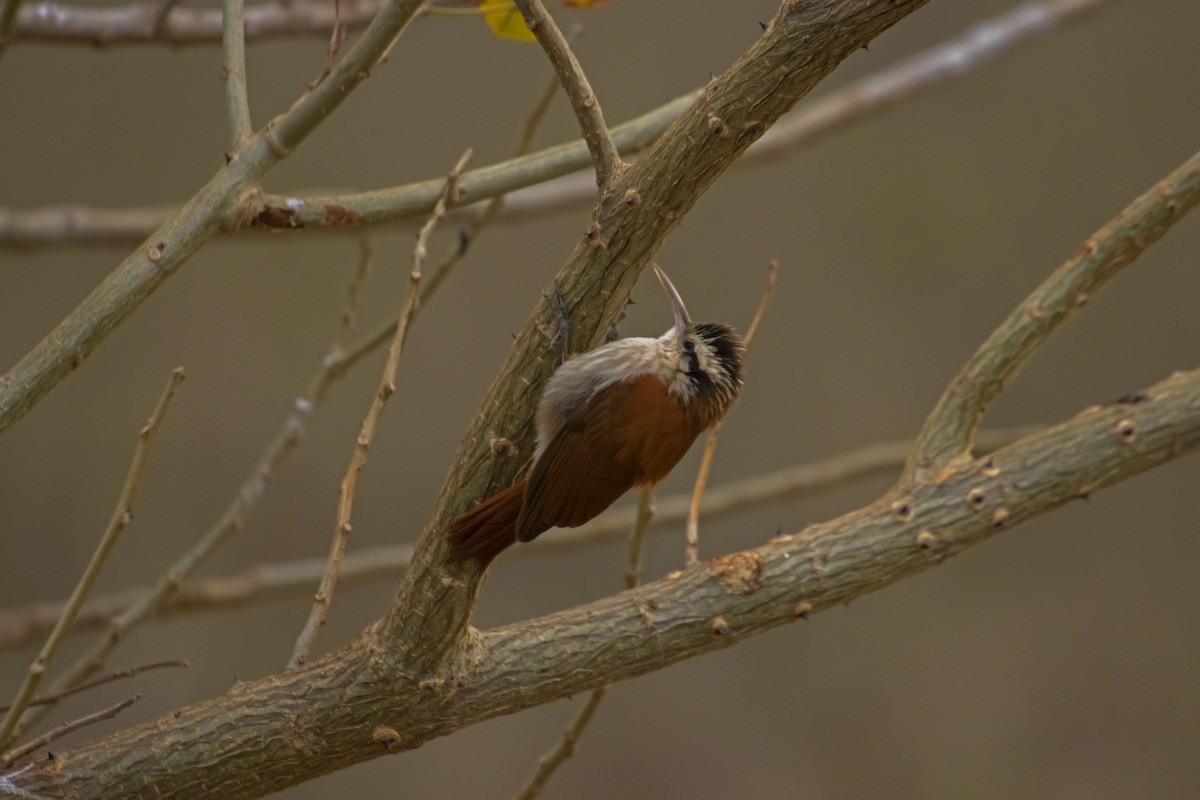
[445,481,527,564]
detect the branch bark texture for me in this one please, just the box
[8,367,1198,799]
[378,0,933,674]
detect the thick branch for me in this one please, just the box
[905,147,1200,481]
[379,0,933,670]
[7,368,1198,799]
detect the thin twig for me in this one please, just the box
[11,248,385,734]
[222,0,252,145]
[308,0,345,89]
[0,695,141,768]
[513,0,621,187]
[1,0,1119,248]
[625,487,654,591]
[0,369,183,750]
[287,148,474,669]
[904,147,1200,482]
[0,660,187,712]
[0,425,1040,651]
[513,487,655,800]
[685,262,778,565]
[337,237,374,348]
[0,0,429,442]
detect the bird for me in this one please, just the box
[445,266,745,564]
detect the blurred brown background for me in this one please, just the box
[2,1,1199,798]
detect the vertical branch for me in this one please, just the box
[288,148,474,669]
[513,0,622,187]
[222,0,252,145]
[685,261,778,565]
[0,369,184,749]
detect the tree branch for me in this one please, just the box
[514,0,621,187]
[7,366,1198,799]
[0,369,183,751]
[0,0,428,439]
[0,0,1116,247]
[288,149,471,669]
[9,0,386,47]
[1,695,141,768]
[0,425,1039,651]
[686,261,778,565]
[222,0,252,146]
[904,147,1200,482]
[378,0,933,673]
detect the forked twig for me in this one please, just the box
[904,148,1200,482]
[288,148,474,668]
[685,261,778,565]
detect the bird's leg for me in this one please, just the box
[540,280,571,364]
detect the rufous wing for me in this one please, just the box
[516,373,707,542]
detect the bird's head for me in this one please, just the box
[653,265,745,412]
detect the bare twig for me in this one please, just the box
[11,245,387,733]
[8,362,1200,796]
[0,369,183,750]
[513,0,621,187]
[0,425,1039,651]
[222,0,252,145]
[309,0,345,89]
[0,0,428,440]
[626,487,654,591]
[904,147,1200,482]
[0,0,1119,248]
[338,238,374,348]
[1,695,141,768]
[0,660,187,712]
[685,262,778,565]
[514,688,609,800]
[288,148,474,669]
[514,487,655,800]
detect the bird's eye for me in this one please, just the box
[682,339,696,353]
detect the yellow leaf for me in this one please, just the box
[475,2,536,42]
